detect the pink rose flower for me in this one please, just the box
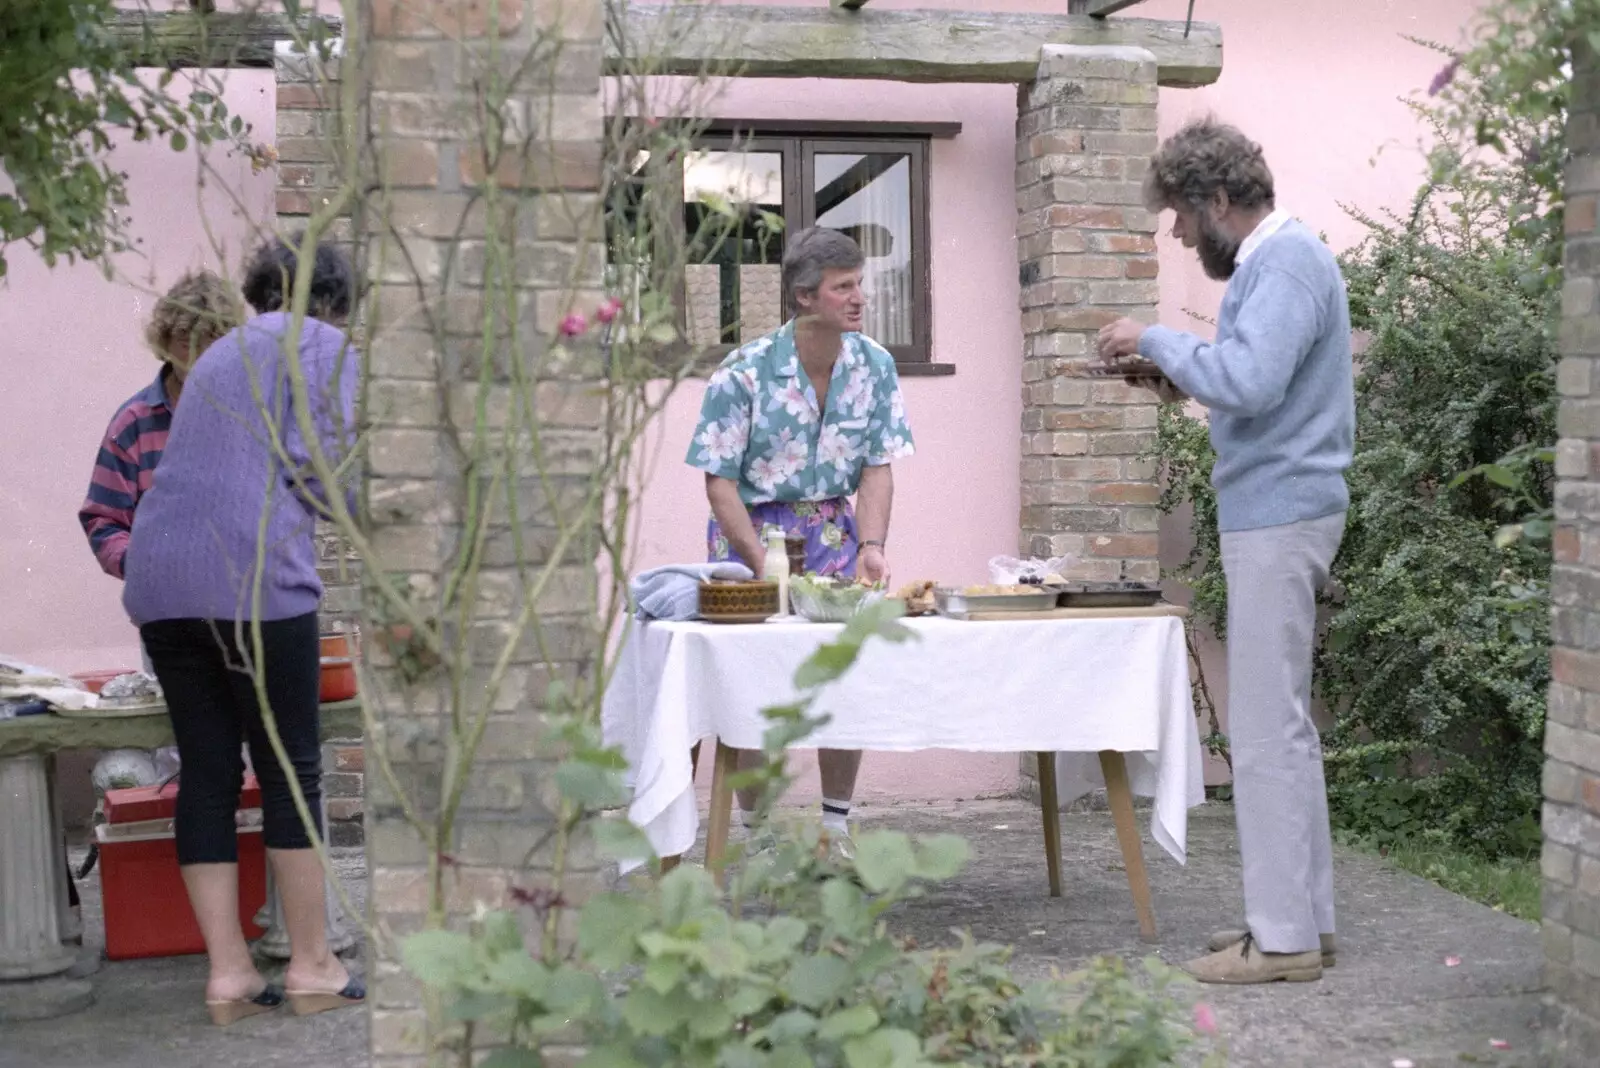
[1193,1002,1217,1035]
[596,297,624,323]
[559,313,588,337]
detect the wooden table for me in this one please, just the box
[603,609,1205,944]
[679,739,1160,940]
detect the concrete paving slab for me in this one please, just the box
[0,800,1544,1068]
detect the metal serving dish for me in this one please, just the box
[1051,581,1164,609]
[934,586,1059,620]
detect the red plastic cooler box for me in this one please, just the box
[98,776,268,960]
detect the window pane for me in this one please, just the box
[683,149,786,346]
[813,152,913,347]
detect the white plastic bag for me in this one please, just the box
[987,555,1076,584]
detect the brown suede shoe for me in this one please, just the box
[1208,928,1336,968]
[1185,934,1323,985]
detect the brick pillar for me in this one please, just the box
[362,0,605,1063]
[275,41,366,847]
[1544,39,1600,1066]
[1015,45,1162,584]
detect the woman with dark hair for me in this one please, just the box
[122,234,363,1024]
[240,235,355,322]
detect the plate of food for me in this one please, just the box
[789,574,886,622]
[1061,356,1171,385]
[934,584,1058,619]
[891,579,938,617]
[56,671,166,718]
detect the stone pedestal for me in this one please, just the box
[0,756,75,980]
[0,755,92,1022]
[252,798,358,960]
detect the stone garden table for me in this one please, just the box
[0,700,362,1021]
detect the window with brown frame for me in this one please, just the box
[606,125,950,376]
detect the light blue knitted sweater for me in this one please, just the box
[1139,219,1355,532]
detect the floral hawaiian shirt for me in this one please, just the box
[686,320,915,504]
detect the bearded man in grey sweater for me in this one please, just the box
[1097,119,1356,985]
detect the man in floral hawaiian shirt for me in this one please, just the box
[686,226,914,859]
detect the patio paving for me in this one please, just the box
[0,799,1544,1068]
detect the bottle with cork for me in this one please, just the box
[763,529,790,616]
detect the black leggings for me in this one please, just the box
[140,613,323,865]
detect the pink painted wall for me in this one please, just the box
[3,1,1475,805]
[0,69,277,674]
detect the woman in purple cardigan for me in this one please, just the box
[122,236,363,1024]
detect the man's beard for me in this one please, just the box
[1197,216,1242,281]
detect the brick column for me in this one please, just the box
[1015,45,1161,584]
[1544,40,1600,1066]
[362,0,605,1063]
[275,41,367,847]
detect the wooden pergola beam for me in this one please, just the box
[107,10,342,70]
[606,5,1223,88]
[111,6,1218,88]
[1079,0,1154,17]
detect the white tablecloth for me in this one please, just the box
[601,615,1206,872]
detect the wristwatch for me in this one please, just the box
[859,539,886,551]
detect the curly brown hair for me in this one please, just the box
[144,270,243,365]
[1143,118,1275,215]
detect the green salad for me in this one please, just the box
[788,574,886,621]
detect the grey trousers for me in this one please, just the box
[1220,511,1346,954]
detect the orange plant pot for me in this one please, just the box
[319,657,358,703]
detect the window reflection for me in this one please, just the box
[682,150,785,346]
[814,153,912,346]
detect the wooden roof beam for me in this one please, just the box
[1078,0,1153,17]
[107,10,342,70]
[606,5,1223,88]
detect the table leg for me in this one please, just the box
[1035,752,1063,898]
[46,759,81,947]
[0,754,94,1023]
[252,800,358,961]
[704,740,738,887]
[0,756,76,981]
[1099,750,1157,942]
[659,742,704,877]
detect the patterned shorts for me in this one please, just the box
[706,497,858,578]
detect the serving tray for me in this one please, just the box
[934,587,1058,620]
[1051,581,1164,609]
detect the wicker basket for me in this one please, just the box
[698,580,780,623]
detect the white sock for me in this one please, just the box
[821,797,851,835]
[741,807,760,831]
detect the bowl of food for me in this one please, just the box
[789,574,885,622]
[698,579,781,623]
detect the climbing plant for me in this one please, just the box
[0,1,247,277]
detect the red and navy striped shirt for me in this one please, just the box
[79,369,176,580]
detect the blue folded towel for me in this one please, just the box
[631,562,755,621]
